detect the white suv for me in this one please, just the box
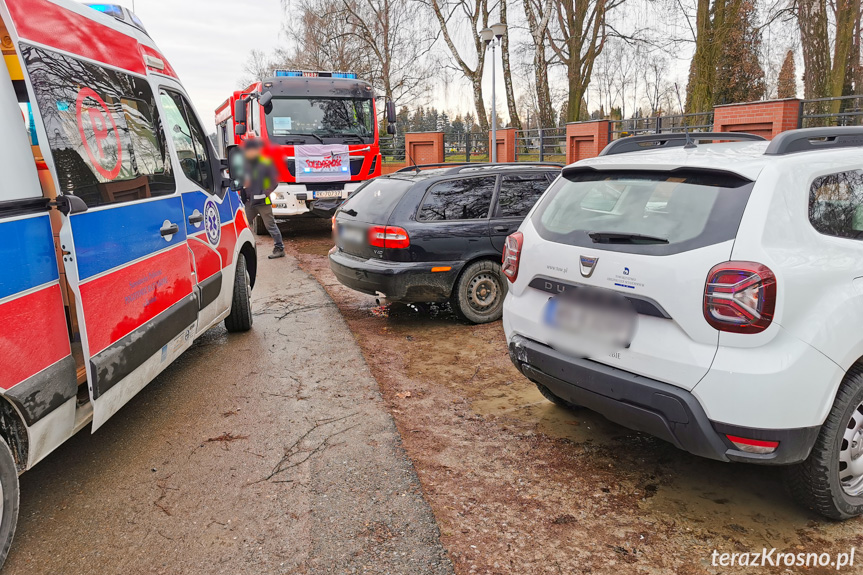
[502,128,863,519]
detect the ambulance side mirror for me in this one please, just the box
[226,145,245,190]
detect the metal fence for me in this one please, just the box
[380,135,406,164]
[444,131,490,163]
[799,95,863,128]
[609,112,714,141]
[514,127,566,163]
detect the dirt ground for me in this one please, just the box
[286,220,863,575]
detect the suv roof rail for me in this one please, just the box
[599,132,766,156]
[395,162,563,175]
[764,127,863,156]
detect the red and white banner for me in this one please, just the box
[295,145,351,183]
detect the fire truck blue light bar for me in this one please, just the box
[274,70,358,79]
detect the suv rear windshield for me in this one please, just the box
[338,178,413,223]
[531,169,754,255]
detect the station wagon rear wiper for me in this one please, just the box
[588,231,669,244]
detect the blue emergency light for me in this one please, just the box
[274,70,358,79]
[85,3,125,18]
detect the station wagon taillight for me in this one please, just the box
[369,225,410,249]
[502,232,523,283]
[703,262,776,334]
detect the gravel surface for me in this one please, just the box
[3,232,452,575]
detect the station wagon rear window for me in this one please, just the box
[21,45,174,208]
[531,169,754,255]
[339,178,413,223]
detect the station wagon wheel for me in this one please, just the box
[0,438,19,569]
[451,260,507,324]
[786,365,863,518]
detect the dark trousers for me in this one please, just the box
[245,203,284,250]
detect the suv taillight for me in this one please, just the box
[369,225,410,249]
[502,232,523,283]
[704,261,776,334]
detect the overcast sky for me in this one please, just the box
[111,0,283,133]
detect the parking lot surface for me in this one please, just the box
[3,233,452,575]
[289,221,863,575]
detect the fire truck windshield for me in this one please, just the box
[265,97,374,144]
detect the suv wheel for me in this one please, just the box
[536,382,580,409]
[786,365,863,518]
[451,260,507,324]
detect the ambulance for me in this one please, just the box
[0,0,256,563]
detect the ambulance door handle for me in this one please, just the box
[160,221,180,239]
[188,211,204,226]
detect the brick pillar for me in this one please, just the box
[489,127,517,163]
[404,131,444,166]
[713,99,801,140]
[565,120,611,164]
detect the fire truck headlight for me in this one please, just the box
[270,192,279,200]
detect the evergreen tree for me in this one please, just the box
[777,50,798,98]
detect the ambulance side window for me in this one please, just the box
[160,89,213,193]
[20,44,175,208]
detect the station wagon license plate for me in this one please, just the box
[338,225,366,245]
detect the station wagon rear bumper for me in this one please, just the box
[329,250,461,302]
[508,335,820,465]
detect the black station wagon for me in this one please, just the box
[328,163,561,323]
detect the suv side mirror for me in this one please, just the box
[386,100,397,124]
[226,145,245,190]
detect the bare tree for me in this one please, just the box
[334,0,439,104]
[426,0,492,130]
[547,0,623,123]
[522,0,555,127]
[499,0,522,129]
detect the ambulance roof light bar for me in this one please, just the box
[84,3,149,34]
[273,70,358,79]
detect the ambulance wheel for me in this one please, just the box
[252,215,265,236]
[225,254,253,333]
[0,438,20,569]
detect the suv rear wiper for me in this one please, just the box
[588,231,669,244]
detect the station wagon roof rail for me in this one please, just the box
[395,162,564,175]
[599,132,766,157]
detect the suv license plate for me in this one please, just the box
[543,290,637,357]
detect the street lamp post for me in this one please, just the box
[481,22,507,163]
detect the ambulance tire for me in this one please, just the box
[0,438,19,569]
[225,254,253,333]
[252,215,265,236]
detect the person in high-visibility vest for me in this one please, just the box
[241,139,285,259]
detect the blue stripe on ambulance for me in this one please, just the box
[70,197,188,281]
[0,214,59,300]
[181,190,235,233]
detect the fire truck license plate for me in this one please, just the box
[313,190,342,199]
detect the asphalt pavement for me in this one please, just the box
[3,237,453,575]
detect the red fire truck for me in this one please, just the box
[215,71,396,228]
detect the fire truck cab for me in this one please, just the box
[216,71,391,225]
[0,0,256,564]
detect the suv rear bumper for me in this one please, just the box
[508,335,820,465]
[329,250,461,302]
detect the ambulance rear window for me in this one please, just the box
[21,44,175,208]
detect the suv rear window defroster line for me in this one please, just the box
[531,169,755,256]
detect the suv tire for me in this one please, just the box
[451,260,507,324]
[786,365,863,518]
[225,254,253,333]
[535,382,580,409]
[0,438,19,569]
